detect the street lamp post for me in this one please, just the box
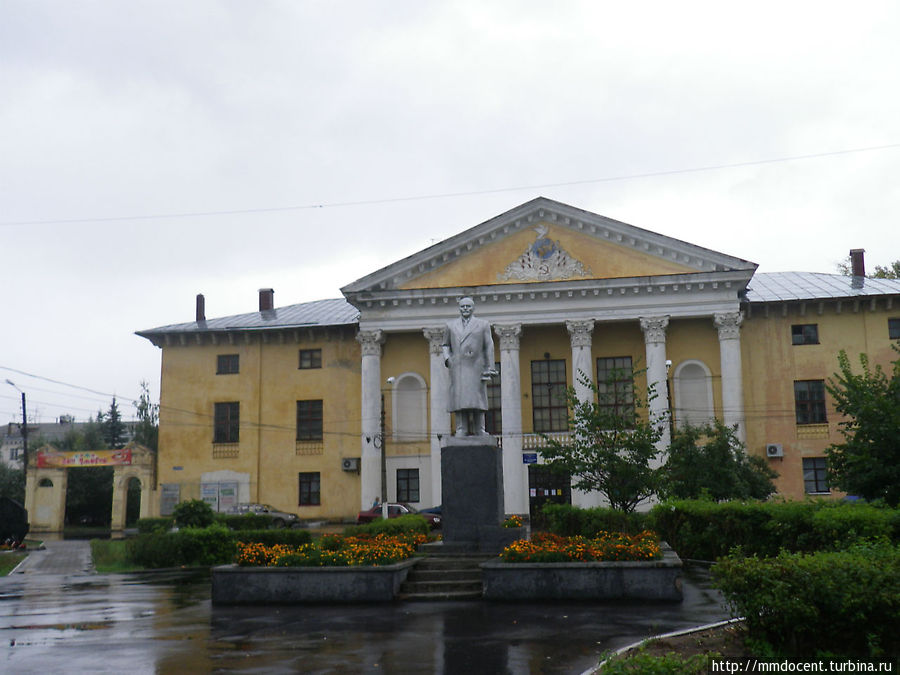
[5,380,28,482]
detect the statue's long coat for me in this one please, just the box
[442,316,494,412]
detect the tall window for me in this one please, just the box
[296,400,324,441]
[396,468,420,503]
[889,318,900,340]
[803,457,829,494]
[216,354,239,374]
[485,362,502,435]
[794,380,827,424]
[298,472,321,505]
[791,324,819,345]
[213,402,240,443]
[596,356,634,422]
[531,359,568,432]
[299,349,322,369]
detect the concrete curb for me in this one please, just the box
[586,617,745,674]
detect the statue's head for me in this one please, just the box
[458,296,475,319]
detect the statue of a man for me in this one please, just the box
[442,297,497,436]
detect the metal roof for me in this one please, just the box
[746,272,900,303]
[137,298,359,336]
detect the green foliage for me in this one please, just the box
[540,371,664,513]
[99,398,127,450]
[0,553,27,576]
[136,517,174,534]
[651,499,900,560]
[214,513,277,530]
[601,649,716,674]
[871,260,900,279]
[172,499,215,528]
[713,542,900,658]
[126,525,312,568]
[65,466,113,526]
[342,514,430,537]
[132,381,159,451]
[660,421,777,501]
[90,539,141,573]
[0,463,25,502]
[826,347,900,506]
[540,503,650,536]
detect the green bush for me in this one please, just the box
[126,525,312,568]
[214,513,274,530]
[650,499,900,560]
[172,499,215,528]
[136,517,174,534]
[713,542,900,658]
[343,514,430,537]
[541,503,650,536]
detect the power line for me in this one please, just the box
[2,142,898,227]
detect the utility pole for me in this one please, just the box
[5,380,28,482]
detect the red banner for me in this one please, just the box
[36,448,133,468]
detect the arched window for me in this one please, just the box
[392,372,427,442]
[673,360,714,428]
[38,477,54,488]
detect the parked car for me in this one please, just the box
[357,502,442,529]
[227,503,300,528]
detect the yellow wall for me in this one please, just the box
[400,224,695,289]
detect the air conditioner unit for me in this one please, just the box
[341,457,360,472]
[765,443,784,458]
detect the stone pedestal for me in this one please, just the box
[439,441,523,554]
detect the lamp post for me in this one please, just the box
[5,380,28,481]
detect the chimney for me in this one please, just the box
[850,249,866,277]
[196,294,206,322]
[259,288,274,311]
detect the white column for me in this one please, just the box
[494,324,527,515]
[423,327,450,508]
[640,316,671,450]
[566,319,595,403]
[714,311,746,443]
[357,329,384,510]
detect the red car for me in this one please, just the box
[356,502,442,529]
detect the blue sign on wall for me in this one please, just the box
[522,453,538,464]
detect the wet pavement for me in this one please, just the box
[1,541,732,674]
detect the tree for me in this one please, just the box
[0,463,25,503]
[539,370,664,513]
[133,381,158,451]
[659,421,778,501]
[837,256,900,279]
[101,398,127,449]
[825,346,900,505]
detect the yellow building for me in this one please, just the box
[138,198,900,519]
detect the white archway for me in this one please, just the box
[672,360,715,428]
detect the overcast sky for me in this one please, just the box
[2,1,898,425]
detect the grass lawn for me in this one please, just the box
[0,552,27,576]
[90,539,143,573]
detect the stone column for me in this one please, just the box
[714,311,746,443]
[494,324,527,515]
[357,329,384,510]
[640,316,671,450]
[424,327,450,507]
[566,320,595,404]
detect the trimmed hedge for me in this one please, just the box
[214,513,276,531]
[540,503,650,537]
[650,499,900,560]
[713,542,900,658]
[136,517,174,534]
[127,525,312,568]
[342,514,430,537]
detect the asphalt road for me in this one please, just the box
[1,540,732,674]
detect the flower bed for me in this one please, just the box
[235,532,427,567]
[499,531,661,563]
[482,532,682,601]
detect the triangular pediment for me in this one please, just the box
[342,197,756,294]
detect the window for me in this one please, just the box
[794,381,827,424]
[216,354,239,374]
[299,349,322,369]
[392,373,427,441]
[791,324,819,345]
[396,468,420,503]
[214,402,240,443]
[596,356,635,422]
[296,400,323,441]
[531,359,568,432]
[673,360,715,428]
[298,472,321,506]
[803,457,829,494]
[38,477,54,487]
[889,318,900,340]
[485,362,502,435]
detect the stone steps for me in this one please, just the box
[399,555,493,601]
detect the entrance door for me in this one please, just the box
[528,465,571,528]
